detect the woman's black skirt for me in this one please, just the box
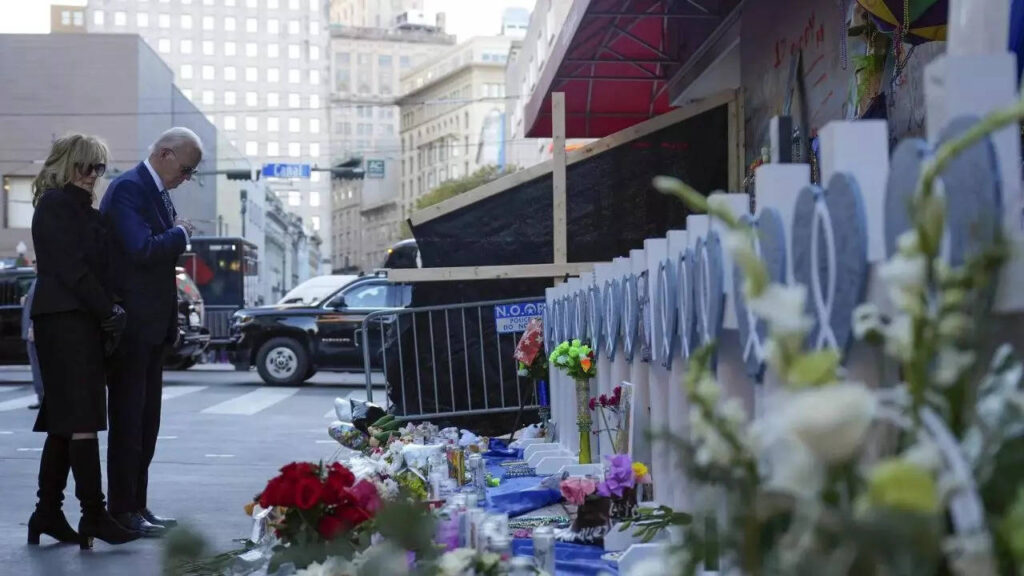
[32,310,108,434]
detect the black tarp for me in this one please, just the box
[387,105,730,429]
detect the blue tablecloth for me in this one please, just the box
[512,539,618,576]
[482,453,562,517]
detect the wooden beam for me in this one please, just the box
[553,92,567,266]
[386,263,597,283]
[410,89,738,226]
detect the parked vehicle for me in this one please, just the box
[0,267,208,368]
[277,275,357,306]
[383,239,420,269]
[178,237,260,352]
[228,273,411,386]
[164,267,211,370]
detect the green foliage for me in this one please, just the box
[548,339,596,380]
[415,165,517,212]
[785,349,841,388]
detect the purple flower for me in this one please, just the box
[596,454,635,498]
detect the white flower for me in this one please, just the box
[627,555,670,576]
[295,556,356,576]
[896,230,921,255]
[884,314,914,362]
[438,548,476,576]
[938,313,972,340]
[902,440,943,473]
[878,252,927,291]
[721,398,747,427]
[852,304,882,340]
[760,434,823,499]
[747,284,814,336]
[934,346,976,387]
[776,383,877,464]
[695,376,721,405]
[723,229,756,265]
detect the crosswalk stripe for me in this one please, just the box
[162,386,208,401]
[0,394,39,412]
[200,387,300,416]
[0,386,26,395]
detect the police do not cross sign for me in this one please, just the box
[494,301,546,334]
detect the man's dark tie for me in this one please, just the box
[159,188,176,221]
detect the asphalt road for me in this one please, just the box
[0,365,384,576]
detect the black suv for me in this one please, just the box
[228,274,411,386]
[164,267,211,370]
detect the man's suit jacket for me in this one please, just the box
[99,163,188,345]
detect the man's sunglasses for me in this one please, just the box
[167,149,200,179]
[78,163,107,177]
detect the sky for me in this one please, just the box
[0,0,535,41]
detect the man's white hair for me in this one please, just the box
[151,127,204,157]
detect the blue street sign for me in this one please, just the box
[366,159,385,179]
[261,163,312,179]
[494,301,546,334]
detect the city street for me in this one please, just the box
[0,365,384,576]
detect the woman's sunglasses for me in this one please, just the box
[78,163,107,177]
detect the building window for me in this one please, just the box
[202,40,214,55]
[378,54,394,95]
[224,91,237,105]
[288,143,300,158]
[267,93,279,107]
[267,142,280,156]
[246,18,258,33]
[114,11,126,26]
[181,15,192,29]
[288,118,300,133]
[267,68,280,83]
[202,15,214,30]
[93,10,104,26]
[180,39,192,54]
[309,21,319,35]
[309,143,320,157]
[288,191,301,206]
[246,67,258,82]
[267,43,279,58]
[202,90,214,105]
[267,19,280,34]
[246,92,258,106]
[268,117,280,131]
[245,141,259,155]
[224,17,236,31]
[309,70,320,85]
[202,65,215,80]
[245,116,258,131]
[224,116,237,130]
[136,12,149,27]
[309,118,320,133]
[245,42,257,57]
[288,93,300,108]
[158,38,171,53]
[310,192,321,207]
[269,0,279,7]
[224,41,236,56]
[288,44,300,59]
[225,66,237,81]
[180,64,193,80]
[288,69,300,84]
[246,0,258,7]
[309,46,320,61]
[309,94,319,108]
[288,20,300,34]
[289,0,299,9]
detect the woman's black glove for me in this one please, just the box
[102,304,127,355]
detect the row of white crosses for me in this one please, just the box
[534,0,1023,525]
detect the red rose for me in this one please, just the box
[317,512,346,540]
[322,477,354,507]
[280,462,317,479]
[294,475,324,510]
[327,463,355,488]
[336,505,370,528]
[588,397,597,411]
[349,480,381,513]
[260,476,296,508]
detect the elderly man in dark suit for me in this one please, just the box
[100,127,199,537]
[21,277,42,410]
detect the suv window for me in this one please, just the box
[339,282,389,309]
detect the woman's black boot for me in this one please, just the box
[27,434,79,545]
[69,438,140,549]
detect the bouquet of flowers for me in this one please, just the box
[642,93,1024,576]
[550,339,598,464]
[590,385,627,454]
[256,461,381,570]
[516,317,549,381]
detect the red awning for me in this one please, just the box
[526,0,721,138]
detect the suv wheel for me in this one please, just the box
[256,337,310,386]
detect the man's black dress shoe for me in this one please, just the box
[140,508,177,528]
[112,512,166,538]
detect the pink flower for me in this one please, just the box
[599,394,609,407]
[560,476,597,506]
[588,397,597,411]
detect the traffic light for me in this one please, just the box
[330,157,365,180]
[225,169,257,181]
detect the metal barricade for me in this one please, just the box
[361,297,542,422]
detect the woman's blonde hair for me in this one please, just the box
[31,133,109,206]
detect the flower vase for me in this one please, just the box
[610,487,638,520]
[575,379,592,464]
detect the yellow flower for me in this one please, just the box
[244,501,256,517]
[866,459,939,514]
[632,462,649,480]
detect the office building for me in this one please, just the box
[330,0,422,29]
[328,9,453,271]
[83,0,332,271]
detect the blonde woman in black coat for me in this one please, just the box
[27,134,138,549]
